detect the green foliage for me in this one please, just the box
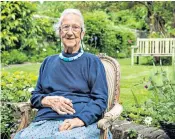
[28,44,58,62]
[2,1,174,63]
[107,26,136,58]
[127,129,138,139]
[153,1,175,37]
[1,1,60,66]
[84,11,113,52]
[1,45,59,65]
[1,1,38,50]
[1,71,37,136]
[1,50,28,65]
[34,17,58,43]
[113,8,148,30]
[117,52,127,59]
[144,66,175,123]
[84,11,136,58]
[1,103,18,138]
[1,71,37,102]
[124,65,175,127]
[84,46,100,55]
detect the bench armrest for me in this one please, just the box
[97,103,123,130]
[131,45,138,49]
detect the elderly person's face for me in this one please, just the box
[59,14,85,53]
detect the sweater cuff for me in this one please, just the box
[76,113,95,126]
[39,95,48,107]
[76,115,89,126]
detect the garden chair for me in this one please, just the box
[12,54,122,139]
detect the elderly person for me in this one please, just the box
[14,9,111,139]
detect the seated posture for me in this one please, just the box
[14,9,111,139]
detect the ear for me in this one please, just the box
[80,31,85,40]
[58,28,61,38]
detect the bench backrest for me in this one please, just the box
[136,38,175,55]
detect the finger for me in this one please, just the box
[62,103,75,114]
[63,119,71,123]
[57,109,67,115]
[59,106,71,114]
[67,124,74,130]
[59,122,71,131]
[53,107,67,115]
[64,99,73,107]
[59,123,66,131]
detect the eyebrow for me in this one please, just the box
[62,24,81,26]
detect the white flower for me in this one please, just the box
[28,87,34,93]
[117,50,119,53]
[43,48,46,52]
[144,116,152,126]
[137,134,143,139]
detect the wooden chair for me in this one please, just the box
[11,54,122,139]
[98,54,122,139]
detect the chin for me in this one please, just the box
[65,44,76,48]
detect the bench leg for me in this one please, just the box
[131,49,134,66]
[136,56,139,64]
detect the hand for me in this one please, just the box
[59,118,85,131]
[41,96,75,115]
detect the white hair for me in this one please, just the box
[56,9,85,33]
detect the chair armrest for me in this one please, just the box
[97,103,123,130]
[7,102,33,132]
[14,102,32,112]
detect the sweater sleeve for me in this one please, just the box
[76,58,108,126]
[30,57,49,109]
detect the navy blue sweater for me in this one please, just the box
[31,52,108,126]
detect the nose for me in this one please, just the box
[67,27,74,35]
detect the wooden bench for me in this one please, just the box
[131,38,175,65]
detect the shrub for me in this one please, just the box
[28,44,58,62]
[144,66,175,124]
[84,11,113,53]
[34,17,58,43]
[84,11,136,58]
[1,71,37,102]
[1,1,38,51]
[113,7,148,30]
[1,50,28,65]
[144,56,172,66]
[84,45,100,55]
[1,71,37,137]
[123,65,175,128]
[117,52,127,59]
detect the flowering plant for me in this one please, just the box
[144,65,175,124]
[144,116,153,126]
[1,71,37,138]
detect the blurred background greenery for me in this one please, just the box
[1,1,175,65]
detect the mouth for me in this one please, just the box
[66,38,75,40]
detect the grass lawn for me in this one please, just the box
[2,63,41,74]
[3,57,173,110]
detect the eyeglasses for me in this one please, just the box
[61,24,82,33]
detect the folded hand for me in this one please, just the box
[59,118,85,131]
[41,96,75,115]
